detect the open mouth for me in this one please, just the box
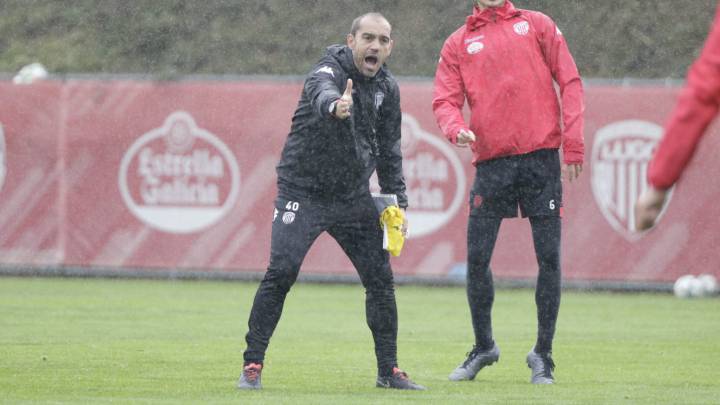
[364,55,379,67]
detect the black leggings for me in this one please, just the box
[466,215,561,354]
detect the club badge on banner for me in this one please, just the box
[591,120,672,240]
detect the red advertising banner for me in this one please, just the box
[0,79,718,284]
[0,82,63,266]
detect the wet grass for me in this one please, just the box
[1,276,718,404]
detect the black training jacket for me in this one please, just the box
[275,44,408,208]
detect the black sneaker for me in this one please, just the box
[237,362,263,390]
[448,342,500,381]
[526,349,555,384]
[376,367,426,390]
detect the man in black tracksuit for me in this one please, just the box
[237,13,424,391]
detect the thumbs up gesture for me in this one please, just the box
[333,79,353,120]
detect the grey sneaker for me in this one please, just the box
[526,349,555,384]
[376,367,426,390]
[237,362,263,390]
[448,342,500,381]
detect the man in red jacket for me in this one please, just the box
[635,5,720,231]
[432,0,584,384]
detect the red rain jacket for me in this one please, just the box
[432,1,584,165]
[648,5,720,189]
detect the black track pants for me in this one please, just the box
[243,193,398,375]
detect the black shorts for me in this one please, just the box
[469,149,562,218]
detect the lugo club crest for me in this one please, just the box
[591,120,672,240]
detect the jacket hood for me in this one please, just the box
[325,44,387,81]
[466,1,521,31]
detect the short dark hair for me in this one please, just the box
[350,12,391,36]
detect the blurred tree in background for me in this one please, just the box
[0,0,715,78]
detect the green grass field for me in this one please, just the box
[1,276,719,404]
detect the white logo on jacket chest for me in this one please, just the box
[375,92,385,109]
[513,21,530,36]
[466,41,484,54]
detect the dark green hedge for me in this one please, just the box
[0,0,715,78]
